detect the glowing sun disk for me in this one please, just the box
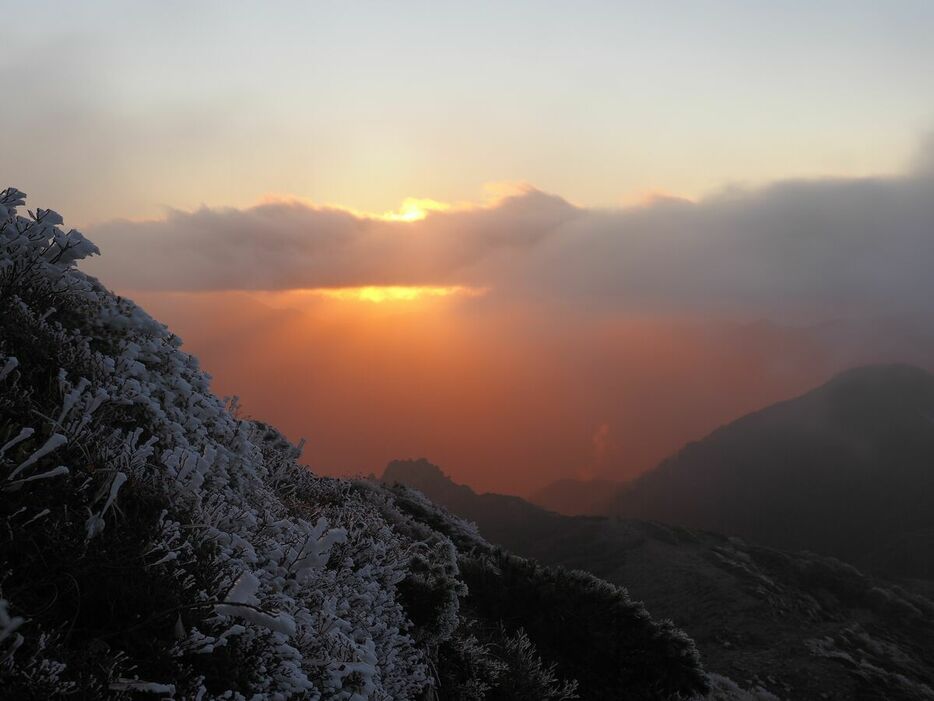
[311,285,483,303]
[379,197,451,222]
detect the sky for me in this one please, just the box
[3,2,934,493]
[3,1,934,225]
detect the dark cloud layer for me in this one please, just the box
[86,160,934,326]
[86,190,579,291]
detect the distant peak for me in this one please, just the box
[382,458,454,486]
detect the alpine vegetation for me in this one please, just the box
[0,188,715,699]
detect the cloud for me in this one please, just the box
[517,172,934,323]
[85,147,934,328]
[85,189,579,291]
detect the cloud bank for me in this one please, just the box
[85,157,934,326]
[86,189,579,291]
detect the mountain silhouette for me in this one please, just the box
[609,363,934,579]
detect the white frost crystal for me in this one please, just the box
[8,433,67,481]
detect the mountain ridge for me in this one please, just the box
[383,458,934,700]
[609,362,934,579]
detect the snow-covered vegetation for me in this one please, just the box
[0,187,716,698]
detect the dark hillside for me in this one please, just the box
[611,364,934,579]
[385,459,934,700]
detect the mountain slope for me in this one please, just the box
[384,459,934,700]
[529,478,623,515]
[609,364,934,579]
[0,188,714,699]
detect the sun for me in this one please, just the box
[312,285,484,303]
[379,197,451,222]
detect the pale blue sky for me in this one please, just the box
[2,1,933,225]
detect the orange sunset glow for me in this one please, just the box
[127,285,928,496]
[299,285,486,304]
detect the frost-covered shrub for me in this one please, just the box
[457,548,709,700]
[0,188,437,699]
[435,620,579,701]
[436,620,509,700]
[493,628,579,701]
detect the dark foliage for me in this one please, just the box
[457,548,708,700]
